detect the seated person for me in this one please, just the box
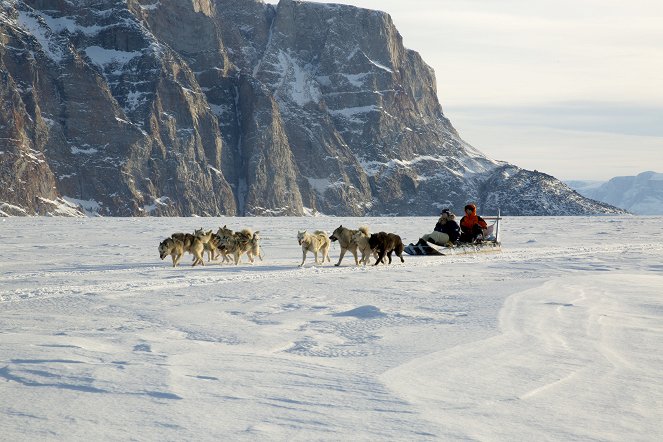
[459,203,488,243]
[420,209,460,246]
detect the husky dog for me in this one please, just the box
[194,228,217,261]
[329,225,361,266]
[158,237,184,267]
[215,226,234,263]
[368,232,405,265]
[217,227,254,265]
[351,226,375,265]
[205,233,223,262]
[297,230,331,267]
[216,225,233,238]
[171,232,205,266]
[248,231,263,262]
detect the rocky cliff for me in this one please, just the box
[0,0,624,216]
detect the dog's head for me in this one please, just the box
[297,230,307,245]
[209,233,221,246]
[195,228,212,240]
[158,239,171,259]
[329,225,343,242]
[217,225,233,238]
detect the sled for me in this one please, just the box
[404,210,502,256]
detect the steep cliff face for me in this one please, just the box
[1,0,236,216]
[0,0,624,216]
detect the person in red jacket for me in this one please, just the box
[459,203,488,243]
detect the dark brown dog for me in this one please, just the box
[368,232,405,265]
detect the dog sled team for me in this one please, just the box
[158,226,263,267]
[158,203,498,267]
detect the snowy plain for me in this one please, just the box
[1,215,662,441]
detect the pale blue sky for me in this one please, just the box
[265,0,662,180]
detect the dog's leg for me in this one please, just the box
[174,253,182,267]
[314,250,320,265]
[335,248,346,266]
[171,253,177,267]
[300,248,307,267]
[352,248,359,266]
[374,251,385,266]
[387,251,393,264]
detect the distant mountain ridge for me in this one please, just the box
[0,0,625,216]
[567,171,663,215]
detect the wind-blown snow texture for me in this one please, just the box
[0,0,623,216]
[1,216,662,440]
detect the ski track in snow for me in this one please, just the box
[1,216,662,440]
[381,274,663,440]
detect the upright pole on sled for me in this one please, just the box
[495,208,500,243]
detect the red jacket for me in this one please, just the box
[460,204,487,233]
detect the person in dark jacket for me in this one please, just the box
[459,203,488,243]
[420,209,460,246]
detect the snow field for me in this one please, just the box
[1,216,662,440]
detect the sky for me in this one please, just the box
[265,0,663,180]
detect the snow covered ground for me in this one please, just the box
[1,216,662,441]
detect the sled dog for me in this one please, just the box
[158,237,184,267]
[329,225,361,266]
[297,230,331,267]
[368,232,405,265]
[216,227,254,265]
[351,226,375,265]
[194,228,217,261]
[248,231,263,262]
[215,226,234,263]
[171,232,205,266]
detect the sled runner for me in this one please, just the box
[405,210,502,256]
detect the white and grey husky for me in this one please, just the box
[297,230,331,267]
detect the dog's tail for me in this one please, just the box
[313,230,327,236]
[358,226,370,236]
[239,227,253,237]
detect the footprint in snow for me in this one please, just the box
[133,343,152,352]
